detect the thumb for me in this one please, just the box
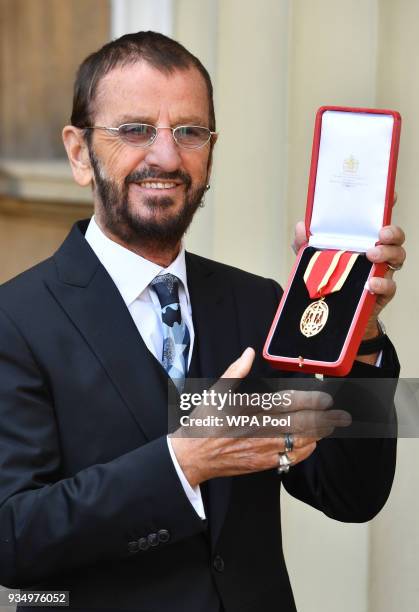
[221,347,255,379]
[292,221,307,255]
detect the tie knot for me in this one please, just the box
[150,273,180,308]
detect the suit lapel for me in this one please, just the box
[186,253,242,378]
[47,220,171,442]
[186,253,241,548]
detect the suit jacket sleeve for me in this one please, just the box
[0,307,206,588]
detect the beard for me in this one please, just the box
[89,148,207,250]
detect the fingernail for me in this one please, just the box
[327,411,352,426]
[382,228,393,241]
[338,413,352,426]
[369,247,381,260]
[366,279,375,294]
[319,393,333,409]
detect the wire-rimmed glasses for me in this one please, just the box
[83,123,216,149]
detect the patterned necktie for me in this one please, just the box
[150,273,190,390]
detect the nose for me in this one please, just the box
[143,127,182,172]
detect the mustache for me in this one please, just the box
[125,168,192,188]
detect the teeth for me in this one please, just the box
[140,182,176,189]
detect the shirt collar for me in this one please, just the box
[84,216,190,307]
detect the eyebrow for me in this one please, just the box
[112,114,209,127]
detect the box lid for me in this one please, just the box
[305,107,401,252]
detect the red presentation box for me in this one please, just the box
[263,106,401,376]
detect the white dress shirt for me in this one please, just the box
[85,216,205,519]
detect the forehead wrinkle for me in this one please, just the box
[112,114,210,127]
[92,62,210,127]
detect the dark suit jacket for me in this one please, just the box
[0,220,397,611]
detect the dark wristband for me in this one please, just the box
[357,334,387,355]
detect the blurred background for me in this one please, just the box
[0,0,418,610]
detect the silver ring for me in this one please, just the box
[284,433,294,453]
[277,452,292,474]
[387,262,403,271]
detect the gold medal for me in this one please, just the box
[300,297,329,337]
[300,250,359,338]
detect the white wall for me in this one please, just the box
[370,2,419,609]
[110,0,174,38]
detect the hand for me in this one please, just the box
[170,348,351,486]
[364,223,406,337]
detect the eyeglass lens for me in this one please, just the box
[118,124,211,148]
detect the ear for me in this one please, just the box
[62,126,93,187]
[206,133,218,183]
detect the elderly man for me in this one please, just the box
[0,31,405,612]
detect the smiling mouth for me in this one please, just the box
[134,181,181,190]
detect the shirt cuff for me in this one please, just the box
[166,436,206,520]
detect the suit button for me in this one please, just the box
[128,540,139,554]
[138,537,149,551]
[158,529,170,543]
[147,532,159,547]
[213,555,225,572]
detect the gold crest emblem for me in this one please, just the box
[343,155,359,174]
